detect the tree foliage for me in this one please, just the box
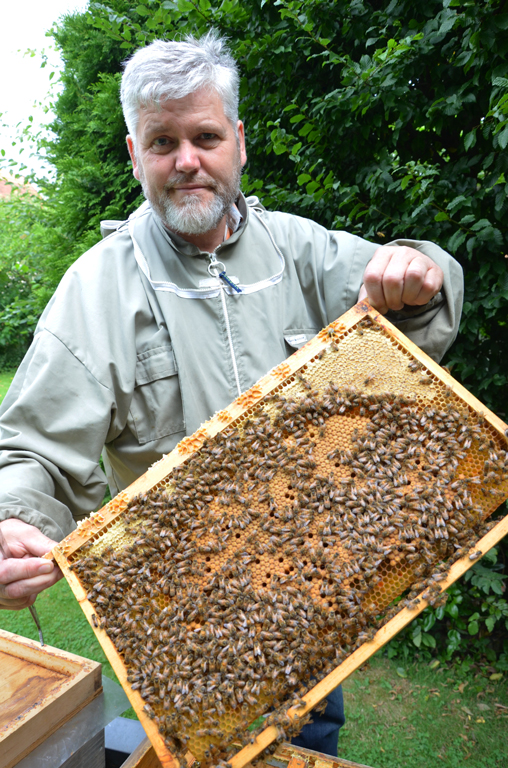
[4,0,507,415]
[0,192,49,368]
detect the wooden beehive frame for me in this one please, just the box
[49,301,508,768]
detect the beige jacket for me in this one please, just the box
[0,195,463,540]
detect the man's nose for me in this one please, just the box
[175,141,200,174]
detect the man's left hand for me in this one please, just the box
[358,245,444,315]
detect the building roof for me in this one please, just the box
[0,173,38,199]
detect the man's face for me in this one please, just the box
[127,88,247,237]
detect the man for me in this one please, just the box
[0,32,463,754]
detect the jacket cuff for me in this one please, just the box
[0,504,73,542]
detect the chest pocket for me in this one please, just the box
[284,328,319,356]
[129,344,185,445]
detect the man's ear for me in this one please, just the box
[126,136,140,181]
[237,121,247,167]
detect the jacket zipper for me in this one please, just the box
[208,253,242,397]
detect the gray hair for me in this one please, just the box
[120,31,240,143]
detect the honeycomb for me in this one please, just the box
[52,303,508,768]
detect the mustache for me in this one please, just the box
[163,173,217,191]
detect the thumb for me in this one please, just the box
[0,556,54,585]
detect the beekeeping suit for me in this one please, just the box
[0,195,463,540]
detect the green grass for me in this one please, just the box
[0,579,113,670]
[0,369,15,403]
[339,655,508,768]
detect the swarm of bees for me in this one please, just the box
[71,332,508,767]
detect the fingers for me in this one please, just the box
[0,592,38,610]
[0,519,63,610]
[403,260,442,306]
[0,558,62,610]
[0,518,58,559]
[362,248,394,314]
[361,246,444,314]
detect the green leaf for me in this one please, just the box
[298,123,313,137]
[297,173,311,186]
[494,15,508,30]
[400,174,412,190]
[447,230,467,254]
[135,4,149,15]
[464,129,476,150]
[496,125,508,149]
[468,620,479,635]
[472,218,492,231]
[434,211,449,221]
[447,194,468,213]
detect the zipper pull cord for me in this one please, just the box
[207,258,242,294]
[218,271,242,293]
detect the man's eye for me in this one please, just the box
[153,137,170,147]
[200,133,217,141]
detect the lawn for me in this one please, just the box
[0,369,15,403]
[339,655,508,768]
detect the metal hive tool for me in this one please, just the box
[50,301,508,768]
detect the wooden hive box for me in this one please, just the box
[0,629,102,768]
[121,738,375,768]
[48,300,508,768]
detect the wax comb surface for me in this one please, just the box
[52,302,508,768]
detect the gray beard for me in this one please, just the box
[140,165,242,237]
[158,186,229,235]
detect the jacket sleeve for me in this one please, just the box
[0,329,115,541]
[322,232,463,363]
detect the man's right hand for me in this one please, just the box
[0,519,62,610]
